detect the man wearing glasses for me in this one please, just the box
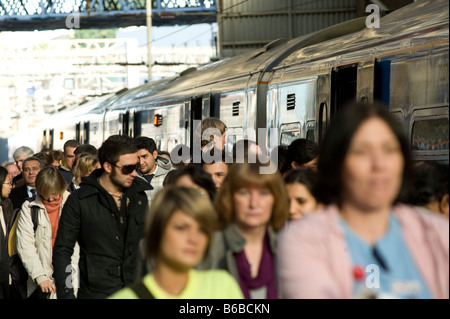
[10,156,43,210]
[53,135,152,299]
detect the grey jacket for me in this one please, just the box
[139,155,172,201]
[198,223,281,298]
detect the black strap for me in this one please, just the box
[129,280,155,299]
[31,205,39,233]
[7,205,39,234]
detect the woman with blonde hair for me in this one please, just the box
[109,186,243,299]
[16,166,79,298]
[198,117,227,152]
[67,152,100,192]
[200,162,289,299]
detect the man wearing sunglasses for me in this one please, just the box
[53,135,152,299]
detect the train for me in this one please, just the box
[39,0,449,163]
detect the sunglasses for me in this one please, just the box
[112,162,139,175]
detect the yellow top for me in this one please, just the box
[109,269,244,299]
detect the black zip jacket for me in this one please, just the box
[53,169,151,299]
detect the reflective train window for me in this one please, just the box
[225,127,244,153]
[411,117,449,150]
[280,123,301,146]
[306,129,315,142]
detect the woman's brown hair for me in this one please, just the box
[145,186,217,262]
[35,166,67,199]
[214,162,289,232]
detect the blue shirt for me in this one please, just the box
[339,214,431,299]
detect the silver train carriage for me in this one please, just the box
[40,0,449,163]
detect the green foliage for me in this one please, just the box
[72,29,117,39]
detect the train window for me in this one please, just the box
[411,118,449,150]
[280,131,300,146]
[306,129,315,142]
[227,134,236,153]
[287,94,296,110]
[280,122,301,146]
[225,127,244,153]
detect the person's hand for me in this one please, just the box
[39,279,56,294]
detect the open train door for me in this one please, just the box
[121,111,130,136]
[133,111,141,137]
[188,96,203,150]
[317,63,358,146]
[357,59,375,104]
[331,64,358,118]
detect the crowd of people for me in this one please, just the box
[0,102,448,300]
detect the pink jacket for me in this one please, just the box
[277,204,449,299]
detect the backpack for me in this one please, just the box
[7,205,39,282]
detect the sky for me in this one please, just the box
[116,23,218,48]
[0,23,218,48]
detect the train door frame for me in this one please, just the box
[83,121,90,144]
[316,71,331,145]
[49,129,54,150]
[75,122,81,143]
[42,130,47,150]
[357,59,375,104]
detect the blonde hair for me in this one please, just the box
[36,166,67,199]
[199,117,227,148]
[145,186,217,261]
[72,152,99,185]
[214,162,289,232]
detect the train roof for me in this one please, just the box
[40,93,115,127]
[52,0,448,116]
[107,17,370,110]
[276,0,449,70]
[111,76,179,106]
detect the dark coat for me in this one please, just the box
[0,200,13,284]
[197,223,282,298]
[9,184,29,211]
[0,212,9,284]
[52,169,151,299]
[58,165,73,185]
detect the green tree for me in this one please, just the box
[72,29,117,39]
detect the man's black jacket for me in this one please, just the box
[53,169,151,299]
